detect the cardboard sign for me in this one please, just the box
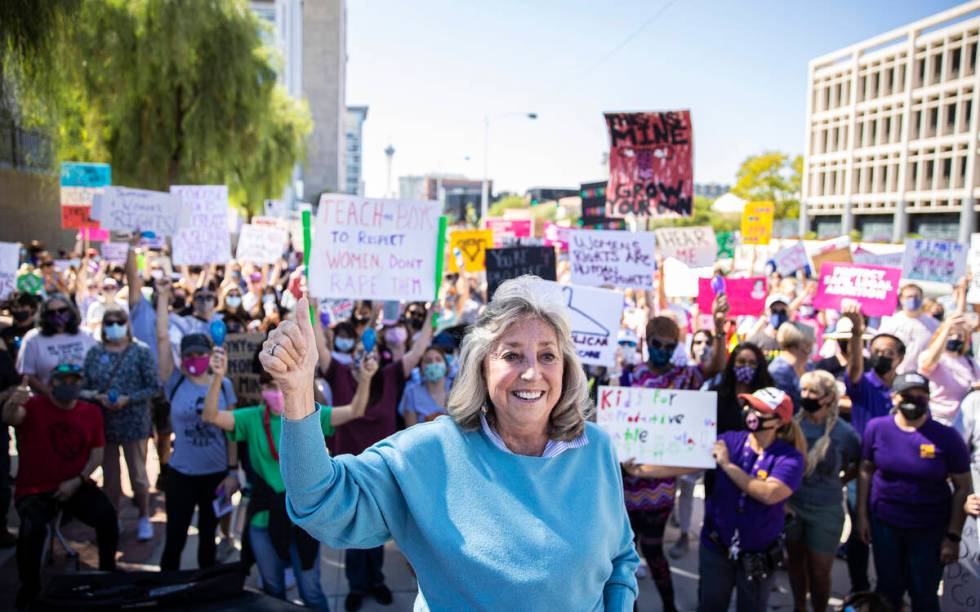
[716,231,736,259]
[485,218,532,247]
[967,246,980,305]
[852,247,904,268]
[309,195,440,301]
[697,277,767,316]
[900,239,968,285]
[236,223,288,265]
[224,333,266,409]
[100,242,128,264]
[772,241,810,276]
[604,111,693,218]
[741,201,774,245]
[654,226,716,268]
[813,262,901,317]
[540,281,623,367]
[568,229,656,288]
[171,185,231,265]
[543,222,569,251]
[811,246,853,272]
[0,242,19,300]
[448,229,493,272]
[486,246,557,298]
[60,162,111,229]
[91,187,182,236]
[596,386,717,468]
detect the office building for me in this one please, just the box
[694,182,731,199]
[399,174,487,222]
[344,105,368,195]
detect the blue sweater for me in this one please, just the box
[281,407,638,611]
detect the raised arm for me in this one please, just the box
[125,233,143,309]
[918,315,959,375]
[2,379,30,427]
[842,301,865,385]
[402,307,435,378]
[201,348,235,431]
[155,278,175,381]
[702,293,730,379]
[329,356,379,427]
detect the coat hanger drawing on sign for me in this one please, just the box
[561,286,609,340]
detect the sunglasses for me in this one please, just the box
[648,339,678,352]
[194,294,215,302]
[103,319,127,326]
[48,307,69,315]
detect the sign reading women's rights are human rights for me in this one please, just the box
[309,195,440,302]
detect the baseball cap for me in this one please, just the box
[51,363,83,379]
[765,295,791,311]
[180,333,214,356]
[737,387,793,424]
[893,372,929,394]
[617,329,639,346]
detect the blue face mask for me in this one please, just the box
[104,323,127,341]
[335,337,355,353]
[422,362,447,382]
[770,311,789,330]
[648,345,673,368]
[901,296,923,312]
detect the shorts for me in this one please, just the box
[784,499,845,556]
[151,393,172,435]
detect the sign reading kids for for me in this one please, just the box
[60,162,111,229]
[604,111,693,218]
[900,239,968,285]
[448,229,493,273]
[596,386,717,468]
[171,185,232,265]
[309,195,440,302]
[568,229,656,288]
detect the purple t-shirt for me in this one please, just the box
[324,359,406,456]
[702,430,804,552]
[862,415,970,529]
[845,371,893,438]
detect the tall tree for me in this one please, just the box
[731,151,802,219]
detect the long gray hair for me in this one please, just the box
[446,276,591,441]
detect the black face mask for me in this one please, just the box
[742,408,779,432]
[173,295,187,311]
[946,339,964,353]
[800,397,823,413]
[51,382,81,404]
[11,310,32,323]
[897,396,928,421]
[869,355,893,376]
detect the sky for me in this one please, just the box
[345,0,966,198]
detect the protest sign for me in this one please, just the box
[0,242,19,300]
[663,257,711,298]
[697,277,767,316]
[485,218,532,247]
[941,466,980,612]
[485,246,557,298]
[900,239,967,284]
[741,201,774,245]
[224,333,265,409]
[171,185,231,265]
[77,227,111,242]
[596,386,717,468]
[100,242,128,264]
[236,223,288,265]
[810,246,852,272]
[604,111,693,218]
[319,298,355,324]
[813,262,901,317]
[16,272,42,295]
[540,281,623,367]
[309,195,440,301]
[543,222,569,251]
[654,226,716,268]
[716,231,736,259]
[967,246,980,304]
[568,229,656,288]
[852,247,904,268]
[60,162,111,230]
[91,187,182,236]
[448,229,493,272]
[264,199,287,218]
[772,241,809,276]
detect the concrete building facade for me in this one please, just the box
[801,1,980,242]
[344,105,368,195]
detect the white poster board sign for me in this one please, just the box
[900,239,968,284]
[171,185,231,265]
[596,386,717,468]
[967,237,980,304]
[100,242,128,264]
[941,471,980,612]
[663,257,711,298]
[236,223,289,265]
[772,241,810,277]
[539,280,623,367]
[0,241,19,300]
[654,226,716,268]
[309,195,440,301]
[91,187,182,236]
[568,229,656,288]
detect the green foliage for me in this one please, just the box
[487,195,528,218]
[731,151,802,220]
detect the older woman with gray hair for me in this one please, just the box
[261,277,639,611]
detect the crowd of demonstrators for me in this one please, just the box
[3,230,980,612]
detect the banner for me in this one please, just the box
[60,162,111,229]
[485,218,532,247]
[772,241,809,277]
[596,386,717,468]
[654,226,716,268]
[900,239,968,285]
[568,229,656,288]
[236,223,288,265]
[697,277,767,316]
[740,201,774,245]
[716,231,736,259]
[543,222,569,251]
[100,242,128,264]
[91,187,182,236]
[485,246,557,298]
[540,281,623,367]
[309,195,439,301]
[0,242,19,300]
[813,262,901,317]
[448,229,493,273]
[224,333,266,409]
[171,185,231,265]
[604,111,693,218]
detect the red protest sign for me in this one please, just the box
[813,262,901,317]
[697,277,767,316]
[61,205,100,230]
[604,111,693,218]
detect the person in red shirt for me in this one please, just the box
[2,363,118,610]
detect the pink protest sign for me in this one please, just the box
[485,218,532,247]
[813,262,901,317]
[543,222,569,251]
[697,277,767,316]
[76,227,110,242]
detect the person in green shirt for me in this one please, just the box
[203,345,376,610]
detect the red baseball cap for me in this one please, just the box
[737,387,793,425]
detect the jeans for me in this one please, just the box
[345,546,385,592]
[160,469,225,571]
[871,517,945,612]
[846,480,871,592]
[249,524,329,611]
[697,539,775,612]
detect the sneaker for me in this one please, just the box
[137,517,153,541]
[344,591,365,611]
[668,534,689,559]
[216,537,237,562]
[635,564,648,579]
[370,583,393,605]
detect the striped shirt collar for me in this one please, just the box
[479,412,589,458]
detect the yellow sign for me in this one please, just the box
[741,201,775,246]
[448,229,493,273]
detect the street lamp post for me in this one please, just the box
[480,112,538,221]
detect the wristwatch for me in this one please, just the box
[945,531,961,543]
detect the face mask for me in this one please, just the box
[250,272,263,283]
[800,397,823,413]
[869,355,893,376]
[621,346,639,365]
[104,323,127,341]
[933,311,944,322]
[422,362,447,382]
[173,295,187,311]
[901,296,923,312]
[231,271,242,280]
[897,395,928,421]
[648,345,673,369]
[262,294,276,305]
[734,365,756,384]
[150,269,164,281]
[226,296,242,309]
[262,389,285,416]
[335,337,355,353]
[69,258,81,269]
[12,310,31,323]
[182,355,211,376]
[385,328,408,345]
[743,409,778,432]
[946,339,964,353]
[51,382,81,404]
[770,311,789,330]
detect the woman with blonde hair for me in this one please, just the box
[261,277,639,610]
[786,370,860,612]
